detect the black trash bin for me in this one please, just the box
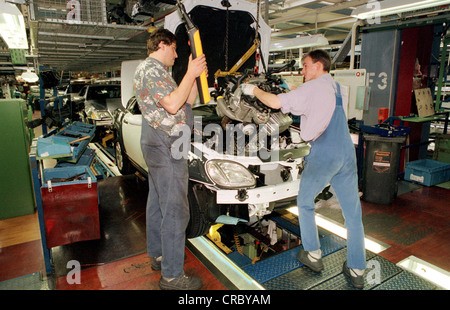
[362,134,406,204]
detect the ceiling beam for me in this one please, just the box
[271,16,357,37]
[269,0,370,26]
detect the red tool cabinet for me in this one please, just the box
[40,166,100,248]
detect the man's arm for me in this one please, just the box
[241,84,282,109]
[186,80,198,105]
[159,54,206,114]
[253,87,282,109]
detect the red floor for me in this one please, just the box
[0,237,226,290]
[361,186,450,271]
[54,250,226,290]
[0,183,448,289]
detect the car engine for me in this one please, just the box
[208,63,303,159]
[215,73,292,134]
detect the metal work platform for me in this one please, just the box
[188,211,441,290]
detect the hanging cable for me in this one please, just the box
[254,0,261,74]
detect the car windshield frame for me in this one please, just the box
[68,83,88,94]
[86,85,121,100]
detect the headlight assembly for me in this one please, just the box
[205,159,256,189]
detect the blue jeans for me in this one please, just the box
[141,119,190,279]
[297,84,366,270]
[297,146,366,270]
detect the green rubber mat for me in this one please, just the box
[310,253,404,290]
[241,234,346,283]
[373,270,438,290]
[224,212,441,290]
[264,249,375,290]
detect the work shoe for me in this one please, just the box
[342,261,365,289]
[151,257,162,271]
[159,274,202,290]
[297,249,324,272]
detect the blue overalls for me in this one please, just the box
[297,83,366,270]
[140,104,193,279]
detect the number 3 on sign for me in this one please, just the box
[378,72,388,90]
[368,72,388,90]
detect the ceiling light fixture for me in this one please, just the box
[20,68,39,83]
[351,0,450,20]
[270,34,329,52]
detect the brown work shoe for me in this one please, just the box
[342,261,365,289]
[159,274,202,290]
[297,249,324,272]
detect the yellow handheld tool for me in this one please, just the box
[176,0,211,104]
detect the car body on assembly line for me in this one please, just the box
[113,95,310,238]
[113,0,310,238]
[75,83,122,128]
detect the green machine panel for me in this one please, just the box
[0,99,35,219]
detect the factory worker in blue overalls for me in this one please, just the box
[241,49,366,289]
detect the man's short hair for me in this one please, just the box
[147,28,177,54]
[305,49,331,73]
